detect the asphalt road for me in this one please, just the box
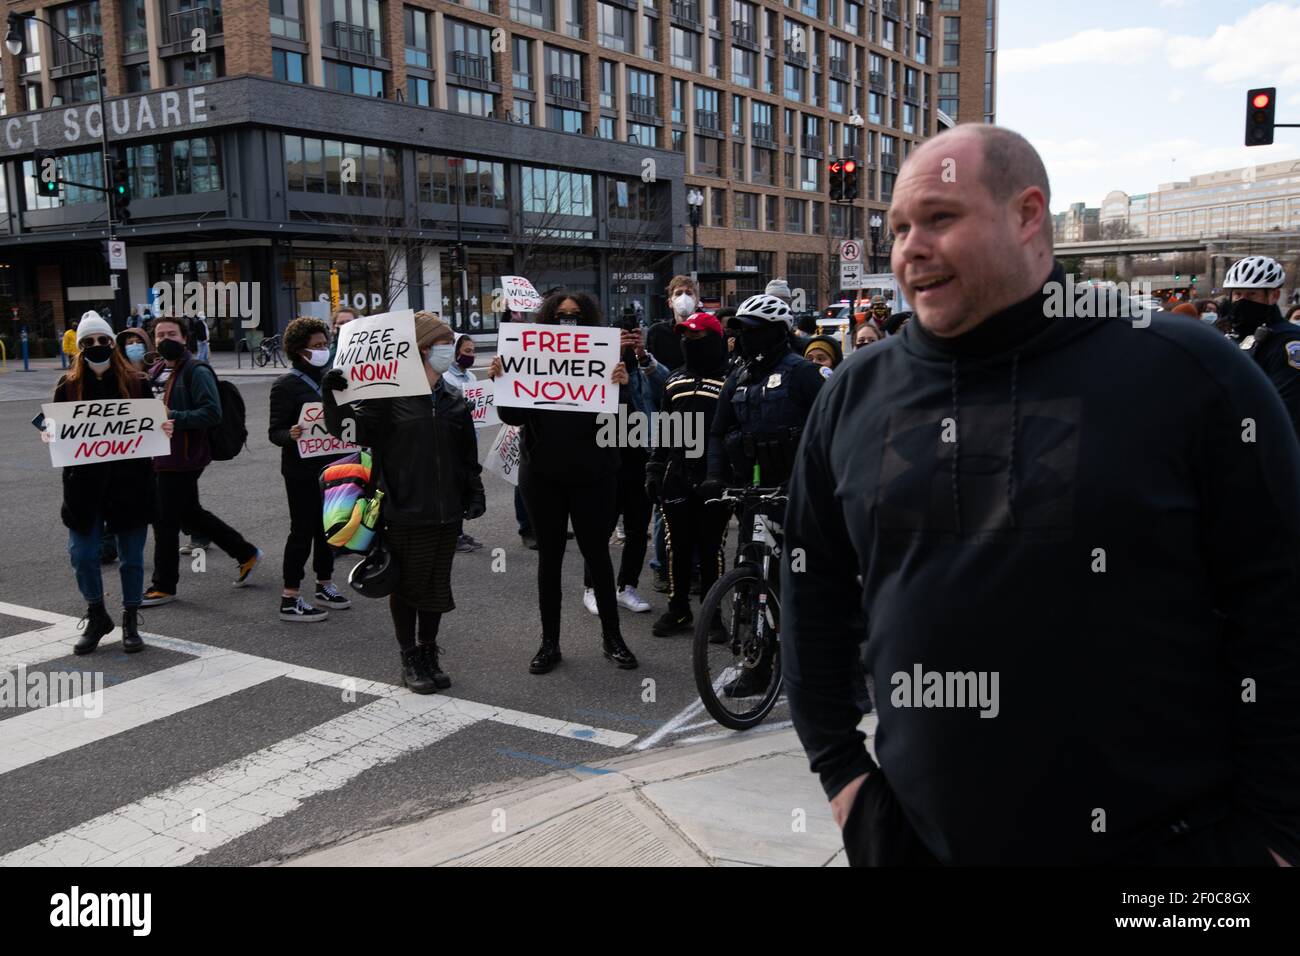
[0,366,786,865]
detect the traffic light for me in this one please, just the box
[111,158,130,224]
[32,149,60,198]
[1245,87,1276,146]
[842,158,860,202]
[1191,274,1198,287]
[451,243,468,271]
[828,159,844,201]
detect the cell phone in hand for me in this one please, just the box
[31,412,46,432]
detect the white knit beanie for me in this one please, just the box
[76,310,115,344]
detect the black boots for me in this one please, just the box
[74,602,115,656]
[121,608,144,653]
[529,637,562,674]
[602,632,639,670]
[401,647,438,694]
[420,643,451,690]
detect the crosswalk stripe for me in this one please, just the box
[0,695,481,867]
[0,652,285,775]
[0,622,97,672]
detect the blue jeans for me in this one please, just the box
[650,506,666,573]
[70,520,147,609]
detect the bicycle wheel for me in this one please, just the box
[693,563,782,731]
[253,347,269,368]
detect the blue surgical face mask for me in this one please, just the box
[125,343,147,363]
[427,343,455,373]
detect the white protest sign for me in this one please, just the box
[501,276,543,313]
[41,398,171,468]
[331,309,427,401]
[296,402,360,458]
[494,321,620,414]
[463,379,500,428]
[483,424,523,486]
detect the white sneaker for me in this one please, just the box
[617,586,651,613]
[582,588,599,616]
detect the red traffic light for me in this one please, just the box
[1253,92,1272,109]
[843,160,857,174]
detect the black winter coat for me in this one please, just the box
[650,360,730,500]
[268,364,348,479]
[54,370,155,534]
[323,377,485,527]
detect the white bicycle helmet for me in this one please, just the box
[732,293,793,329]
[1223,255,1285,290]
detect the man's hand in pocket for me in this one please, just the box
[831,773,871,829]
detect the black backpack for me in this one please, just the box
[182,361,247,461]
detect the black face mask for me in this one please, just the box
[1226,297,1278,337]
[739,324,787,361]
[683,334,726,372]
[82,344,113,365]
[157,338,187,362]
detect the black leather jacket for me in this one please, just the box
[323,378,485,527]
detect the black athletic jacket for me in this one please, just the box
[782,264,1300,865]
[1246,317,1300,441]
[650,360,730,499]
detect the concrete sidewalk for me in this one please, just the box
[284,716,876,867]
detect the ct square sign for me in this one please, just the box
[0,86,210,155]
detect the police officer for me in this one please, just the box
[1221,255,1300,438]
[701,293,825,696]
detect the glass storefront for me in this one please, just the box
[440,252,510,334]
[145,252,247,341]
[293,252,387,315]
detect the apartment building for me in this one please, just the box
[0,0,995,340]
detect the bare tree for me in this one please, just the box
[1100,219,1143,240]
[605,188,676,315]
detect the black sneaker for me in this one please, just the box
[652,609,693,637]
[280,596,328,623]
[520,532,538,551]
[314,583,352,610]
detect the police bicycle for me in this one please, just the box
[693,483,788,730]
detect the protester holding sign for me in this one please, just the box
[268,317,353,623]
[49,312,154,655]
[323,312,486,695]
[141,315,262,607]
[490,291,639,675]
[443,334,485,554]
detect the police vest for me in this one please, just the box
[725,351,808,484]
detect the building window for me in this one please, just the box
[125,63,151,92]
[783,64,804,102]
[598,115,616,139]
[512,99,534,124]
[710,187,725,226]
[608,177,653,219]
[938,71,958,117]
[446,18,495,81]
[751,146,775,186]
[405,6,432,68]
[451,88,496,117]
[734,191,758,230]
[521,166,593,216]
[942,17,959,65]
[273,49,305,84]
[406,75,431,105]
[270,0,304,40]
[695,135,722,176]
[732,47,756,87]
[548,108,584,133]
[285,135,400,199]
[598,1,630,52]
[120,135,223,200]
[670,26,699,71]
[24,149,102,209]
[167,52,226,85]
[641,12,659,60]
[123,0,150,52]
[600,59,616,108]
[628,123,657,146]
[324,60,384,96]
[323,0,383,56]
[765,194,778,230]
[784,197,805,233]
[514,37,534,90]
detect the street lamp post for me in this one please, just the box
[686,187,704,279]
[869,212,883,276]
[7,12,127,327]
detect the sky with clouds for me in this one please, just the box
[998,0,1300,212]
